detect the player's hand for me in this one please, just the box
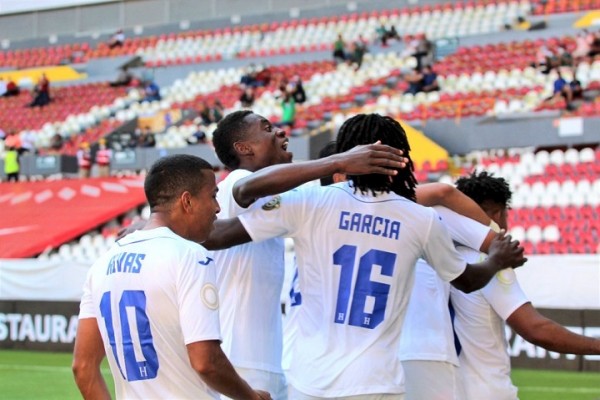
[254,390,272,400]
[334,140,408,176]
[116,218,147,240]
[487,230,527,270]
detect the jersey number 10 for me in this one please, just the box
[100,290,159,381]
[333,245,396,329]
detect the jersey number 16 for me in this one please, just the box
[333,245,396,329]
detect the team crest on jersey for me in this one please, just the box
[262,196,281,211]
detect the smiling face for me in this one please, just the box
[188,169,221,243]
[237,113,293,171]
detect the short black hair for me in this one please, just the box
[455,171,512,209]
[318,140,337,186]
[336,113,417,201]
[144,154,213,209]
[212,110,254,170]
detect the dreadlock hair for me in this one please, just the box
[335,113,417,201]
[212,110,254,170]
[318,140,337,186]
[144,154,213,209]
[455,171,512,209]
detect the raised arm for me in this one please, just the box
[233,142,407,208]
[451,232,526,293]
[507,304,600,355]
[416,182,491,225]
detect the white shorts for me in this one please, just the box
[288,386,404,400]
[401,360,465,400]
[222,367,288,400]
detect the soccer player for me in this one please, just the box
[209,111,407,399]
[210,113,526,398]
[72,155,270,400]
[450,171,600,400]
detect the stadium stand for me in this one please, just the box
[1,0,599,262]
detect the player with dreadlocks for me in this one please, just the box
[335,113,418,201]
[208,113,526,399]
[450,171,600,400]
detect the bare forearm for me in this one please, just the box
[202,218,252,250]
[516,318,600,355]
[233,159,338,208]
[198,354,257,399]
[74,370,111,400]
[451,261,500,293]
[416,183,490,224]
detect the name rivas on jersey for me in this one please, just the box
[507,325,600,361]
[0,313,78,343]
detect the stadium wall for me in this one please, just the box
[0,0,466,42]
[1,254,599,372]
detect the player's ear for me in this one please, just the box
[233,141,253,156]
[180,191,193,213]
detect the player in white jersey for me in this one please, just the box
[210,114,527,398]
[73,155,270,400]
[450,171,600,400]
[399,206,494,400]
[208,111,408,399]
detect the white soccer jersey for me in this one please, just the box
[399,206,490,366]
[238,182,468,397]
[450,247,529,400]
[212,169,285,373]
[79,227,221,400]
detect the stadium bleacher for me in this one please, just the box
[0,0,598,261]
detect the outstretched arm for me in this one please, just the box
[233,142,407,208]
[416,182,491,225]
[507,303,600,355]
[451,232,526,293]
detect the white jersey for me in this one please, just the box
[212,169,285,373]
[450,247,529,400]
[238,182,467,397]
[79,227,221,400]
[399,206,490,365]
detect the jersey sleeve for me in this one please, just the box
[176,245,222,344]
[238,188,306,243]
[433,205,491,251]
[78,268,96,319]
[481,269,530,320]
[422,209,467,282]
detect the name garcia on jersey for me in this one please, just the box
[338,210,401,240]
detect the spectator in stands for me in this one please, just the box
[137,126,156,148]
[95,138,112,177]
[349,39,368,71]
[404,67,424,95]
[49,133,64,153]
[142,80,161,102]
[289,75,307,104]
[77,142,92,178]
[421,65,440,93]
[199,101,223,125]
[333,34,347,64]
[20,130,36,155]
[4,130,21,151]
[3,144,20,182]
[109,66,133,87]
[240,64,259,88]
[107,29,125,49]
[187,125,207,145]
[377,24,400,47]
[533,44,555,74]
[412,34,434,71]
[279,92,296,128]
[28,73,50,107]
[239,86,256,108]
[588,30,600,58]
[254,64,272,87]
[1,79,19,97]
